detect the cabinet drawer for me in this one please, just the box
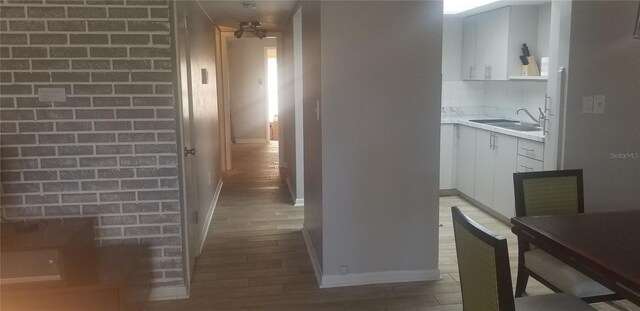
[517,155,543,172]
[517,139,544,161]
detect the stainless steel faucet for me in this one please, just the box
[516,108,541,125]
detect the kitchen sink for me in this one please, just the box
[469,119,519,124]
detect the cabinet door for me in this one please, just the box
[455,125,476,196]
[475,7,510,80]
[440,124,455,190]
[461,16,477,81]
[474,130,495,206]
[486,7,510,80]
[492,133,518,218]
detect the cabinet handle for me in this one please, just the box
[484,66,489,79]
[544,94,552,114]
[488,66,492,79]
[493,134,497,150]
[521,147,534,152]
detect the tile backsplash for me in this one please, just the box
[442,80,547,123]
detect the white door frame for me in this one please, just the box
[172,5,197,292]
[220,32,233,169]
[214,26,228,171]
[292,7,305,206]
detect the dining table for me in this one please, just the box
[511,210,640,306]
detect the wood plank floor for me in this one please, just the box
[147,142,636,311]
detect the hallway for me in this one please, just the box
[146,142,517,310]
[147,142,628,311]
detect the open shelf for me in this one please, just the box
[509,76,548,81]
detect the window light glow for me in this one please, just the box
[444,0,501,14]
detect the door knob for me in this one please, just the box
[184,148,196,156]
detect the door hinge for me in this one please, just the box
[184,15,189,30]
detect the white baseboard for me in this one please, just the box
[198,179,223,255]
[302,228,440,288]
[285,176,304,207]
[148,285,189,301]
[301,227,323,287]
[320,269,441,289]
[235,138,267,144]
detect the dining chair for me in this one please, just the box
[513,169,617,303]
[451,206,595,310]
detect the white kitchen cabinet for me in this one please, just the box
[461,16,477,80]
[473,129,518,218]
[462,6,540,80]
[475,7,510,80]
[455,125,477,196]
[474,130,496,207]
[517,138,544,172]
[440,124,455,190]
[492,134,518,218]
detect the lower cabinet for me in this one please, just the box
[492,133,518,218]
[455,125,477,196]
[474,129,518,219]
[440,124,455,190]
[440,123,544,221]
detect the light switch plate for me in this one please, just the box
[593,95,605,114]
[582,96,594,114]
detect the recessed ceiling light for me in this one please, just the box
[443,0,500,14]
[242,2,256,9]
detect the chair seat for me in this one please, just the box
[525,249,614,297]
[515,293,596,310]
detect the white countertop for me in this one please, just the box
[442,116,545,142]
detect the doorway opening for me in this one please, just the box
[266,48,279,141]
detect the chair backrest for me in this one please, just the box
[451,206,515,311]
[513,169,584,217]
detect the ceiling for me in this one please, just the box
[197,0,552,33]
[197,1,298,32]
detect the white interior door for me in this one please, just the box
[177,13,199,283]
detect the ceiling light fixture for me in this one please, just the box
[234,21,267,39]
[241,2,256,9]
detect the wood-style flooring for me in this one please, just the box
[147,142,636,311]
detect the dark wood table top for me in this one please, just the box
[511,210,640,305]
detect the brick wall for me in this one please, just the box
[0,0,184,289]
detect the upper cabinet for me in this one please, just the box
[461,6,540,81]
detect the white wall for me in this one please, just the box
[315,1,442,284]
[536,3,552,61]
[227,37,276,142]
[563,1,640,211]
[280,6,304,205]
[302,0,324,271]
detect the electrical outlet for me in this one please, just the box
[593,95,605,114]
[339,265,349,275]
[582,96,594,114]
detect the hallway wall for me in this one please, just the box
[175,1,224,263]
[319,1,443,282]
[296,1,443,287]
[227,37,276,143]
